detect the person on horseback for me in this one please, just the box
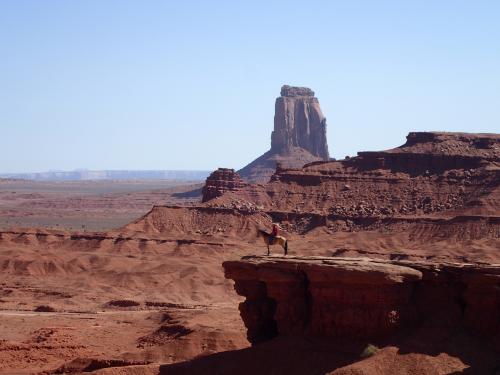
[258,223,288,256]
[270,223,279,242]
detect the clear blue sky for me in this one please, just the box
[1,1,499,173]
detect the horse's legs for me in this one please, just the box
[267,244,270,256]
[284,240,288,256]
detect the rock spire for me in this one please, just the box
[271,85,329,159]
[238,85,330,183]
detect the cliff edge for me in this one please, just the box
[224,256,500,346]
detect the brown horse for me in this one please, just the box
[257,229,288,256]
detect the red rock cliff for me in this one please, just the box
[224,256,500,349]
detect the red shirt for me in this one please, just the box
[271,225,279,236]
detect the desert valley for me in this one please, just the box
[0,85,498,374]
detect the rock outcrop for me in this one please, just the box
[356,131,500,174]
[224,256,500,348]
[119,131,499,263]
[262,131,500,216]
[201,168,246,203]
[121,205,270,238]
[207,132,500,245]
[239,85,330,183]
[271,85,329,160]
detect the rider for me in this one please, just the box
[270,223,279,241]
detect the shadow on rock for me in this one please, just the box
[171,187,202,199]
[394,328,500,375]
[158,327,500,375]
[158,336,362,375]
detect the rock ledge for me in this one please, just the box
[223,256,500,346]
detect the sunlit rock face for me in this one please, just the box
[202,168,246,203]
[239,85,330,183]
[271,85,329,160]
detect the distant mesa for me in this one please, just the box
[0,170,211,181]
[238,85,330,183]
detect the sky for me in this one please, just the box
[1,0,499,173]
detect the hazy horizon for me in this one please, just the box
[0,168,212,174]
[0,169,212,182]
[2,1,499,173]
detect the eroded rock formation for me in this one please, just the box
[271,85,329,159]
[262,131,500,216]
[224,256,500,349]
[201,168,246,203]
[239,85,330,183]
[202,132,500,247]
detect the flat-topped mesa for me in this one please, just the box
[404,131,500,150]
[271,85,329,159]
[355,131,500,174]
[201,168,246,203]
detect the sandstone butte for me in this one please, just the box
[238,85,330,183]
[0,86,499,374]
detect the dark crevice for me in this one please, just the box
[455,282,468,317]
[248,281,278,345]
[301,271,313,331]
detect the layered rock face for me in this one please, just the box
[263,131,500,215]
[271,85,329,159]
[238,85,330,183]
[224,256,500,348]
[356,131,500,174]
[201,168,246,203]
[122,131,500,264]
[210,132,500,248]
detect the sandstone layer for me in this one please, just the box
[224,256,500,348]
[239,85,330,183]
[271,85,329,159]
[206,132,500,262]
[201,168,246,203]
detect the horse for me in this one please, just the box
[257,229,288,256]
